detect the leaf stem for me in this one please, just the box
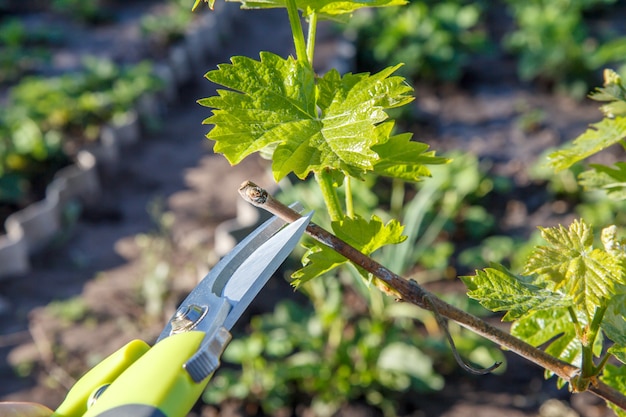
[345,176,354,218]
[390,178,405,219]
[306,12,318,65]
[316,170,344,222]
[581,305,608,380]
[285,0,309,65]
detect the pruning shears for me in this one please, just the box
[3,211,312,417]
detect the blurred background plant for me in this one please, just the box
[347,0,488,82]
[134,198,210,321]
[51,0,112,24]
[204,272,504,416]
[0,57,163,212]
[0,110,67,207]
[8,57,162,143]
[347,0,626,95]
[0,19,62,84]
[503,0,626,96]
[141,0,198,53]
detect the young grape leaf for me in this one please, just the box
[200,53,423,181]
[602,294,626,348]
[461,264,571,321]
[579,162,626,200]
[589,69,626,118]
[511,308,583,375]
[608,345,626,365]
[547,116,626,172]
[292,214,406,286]
[371,122,449,182]
[524,220,625,317]
[225,0,407,19]
[274,66,414,180]
[200,52,316,168]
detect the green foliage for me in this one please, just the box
[293,214,406,286]
[525,220,624,316]
[348,0,487,81]
[141,0,197,47]
[9,58,161,139]
[0,19,58,84]
[380,152,501,278]
[197,0,626,411]
[204,275,501,416]
[463,219,626,392]
[135,200,209,320]
[0,112,66,204]
[463,264,571,322]
[199,11,446,285]
[549,69,626,200]
[503,0,622,92]
[46,297,90,324]
[0,58,162,204]
[349,0,626,90]
[51,0,111,24]
[201,54,444,182]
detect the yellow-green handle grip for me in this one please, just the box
[84,331,208,417]
[52,339,150,417]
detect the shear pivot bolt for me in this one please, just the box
[171,304,208,334]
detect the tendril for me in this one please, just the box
[422,289,502,375]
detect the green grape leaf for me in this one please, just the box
[589,69,626,118]
[200,53,418,181]
[600,364,626,417]
[511,308,582,372]
[200,52,316,171]
[547,116,626,172]
[226,0,407,19]
[579,162,626,200]
[608,345,626,365]
[524,220,625,317]
[292,214,406,286]
[602,294,626,347]
[371,122,449,182]
[461,264,571,321]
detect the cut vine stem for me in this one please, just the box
[238,180,626,411]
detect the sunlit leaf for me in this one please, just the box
[524,220,624,316]
[589,69,626,118]
[511,308,582,371]
[201,53,431,181]
[547,117,626,172]
[462,264,571,321]
[579,162,626,200]
[292,214,406,286]
[602,294,626,347]
[608,345,626,365]
[371,122,448,182]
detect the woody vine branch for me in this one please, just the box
[238,180,626,412]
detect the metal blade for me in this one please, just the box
[222,211,312,329]
[157,213,289,342]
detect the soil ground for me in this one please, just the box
[0,3,621,417]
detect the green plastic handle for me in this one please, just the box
[84,331,208,417]
[52,339,150,417]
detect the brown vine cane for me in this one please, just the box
[238,180,626,410]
